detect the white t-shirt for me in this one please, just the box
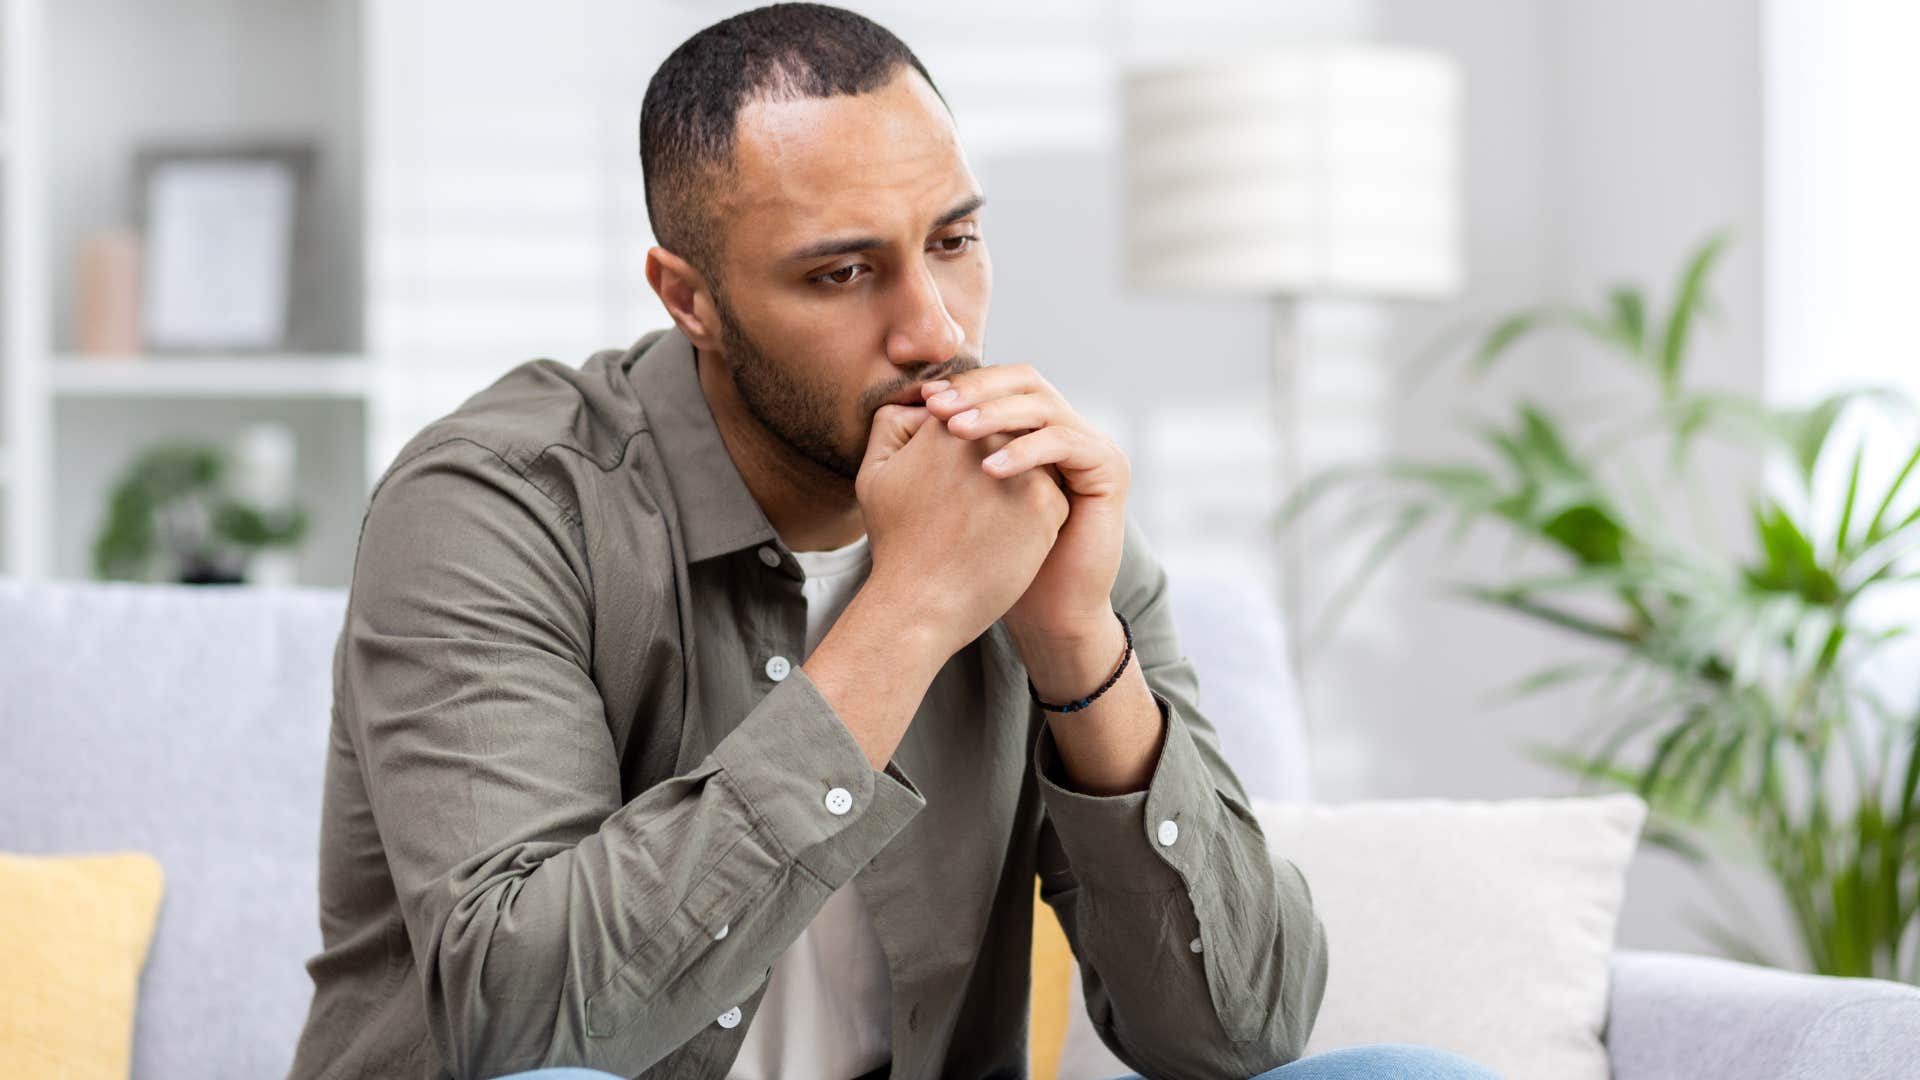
[727,532,892,1080]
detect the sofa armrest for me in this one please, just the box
[1605,947,1920,1080]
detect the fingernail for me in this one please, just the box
[984,450,1009,469]
[923,379,950,394]
[952,408,979,425]
[930,388,958,405]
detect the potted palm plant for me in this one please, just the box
[1283,229,1920,981]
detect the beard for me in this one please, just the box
[712,288,979,482]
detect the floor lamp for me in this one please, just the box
[1122,45,1464,695]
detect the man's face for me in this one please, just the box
[704,66,990,481]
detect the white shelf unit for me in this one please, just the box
[2,0,376,586]
[49,354,370,400]
[3,0,52,579]
[0,0,700,587]
[0,0,644,588]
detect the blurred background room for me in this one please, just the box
[5,1,1920,1076]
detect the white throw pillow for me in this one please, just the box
[1057,792,1647,1080]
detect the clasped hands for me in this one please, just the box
[857,364,1131,697]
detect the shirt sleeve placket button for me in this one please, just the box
[824,786,853,815]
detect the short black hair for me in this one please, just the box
[638,2,947,289]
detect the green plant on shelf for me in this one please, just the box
[92,440,309,585]
[1282,228,1920,982]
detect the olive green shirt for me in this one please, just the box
[286,325,1328,1080]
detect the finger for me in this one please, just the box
[920,362,1053,410]
[980,426,1128,497]
[862,403,933,469]
[939,391,1077,441]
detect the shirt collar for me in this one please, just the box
[625,323,781,564]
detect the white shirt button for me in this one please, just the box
[1156,819,1180,846]
[765,655,791,681]
[824,786,853,815]
[714,922,729,941]
[717,1005,742,1028]
[1189,936,1204,953]
[757,546,781,568]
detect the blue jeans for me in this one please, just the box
[1099,1042,1507,1078]
[490,1043,1504,1079]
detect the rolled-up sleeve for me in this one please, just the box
[346,439,925,1077]
[1032,515,1328,1078]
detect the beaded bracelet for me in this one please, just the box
[1027,610,1133,714]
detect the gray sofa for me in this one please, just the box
[3,576,1918,1078]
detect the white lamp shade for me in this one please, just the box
[1123,45,1463,298]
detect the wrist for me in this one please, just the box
[843,577,957,675]
[1015,609,1127,704]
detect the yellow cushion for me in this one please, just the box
[0,851,166,1079]
[1029,872,1075,1080]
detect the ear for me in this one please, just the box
[645,245,724,352]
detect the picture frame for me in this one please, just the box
[132,141,316,354]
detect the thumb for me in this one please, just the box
[861,403,935,471]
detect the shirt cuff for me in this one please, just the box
[1032,684,1224,893]
[711,664,926,885]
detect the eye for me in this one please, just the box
[935,234,977,255]
[812,263,868,288]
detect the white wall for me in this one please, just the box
[362,0,1788,961]
[1761,0,1920,972]
[358,0,1374,483]
[1764,0,1920,409]
[1362,0,1789,962]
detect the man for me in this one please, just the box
[288,5,1500,1080]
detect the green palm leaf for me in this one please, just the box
[1289,225,1920,981]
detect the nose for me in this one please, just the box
[884,260,965,371]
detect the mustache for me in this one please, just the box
[865,355,984,412]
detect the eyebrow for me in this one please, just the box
[781,193,987,263]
